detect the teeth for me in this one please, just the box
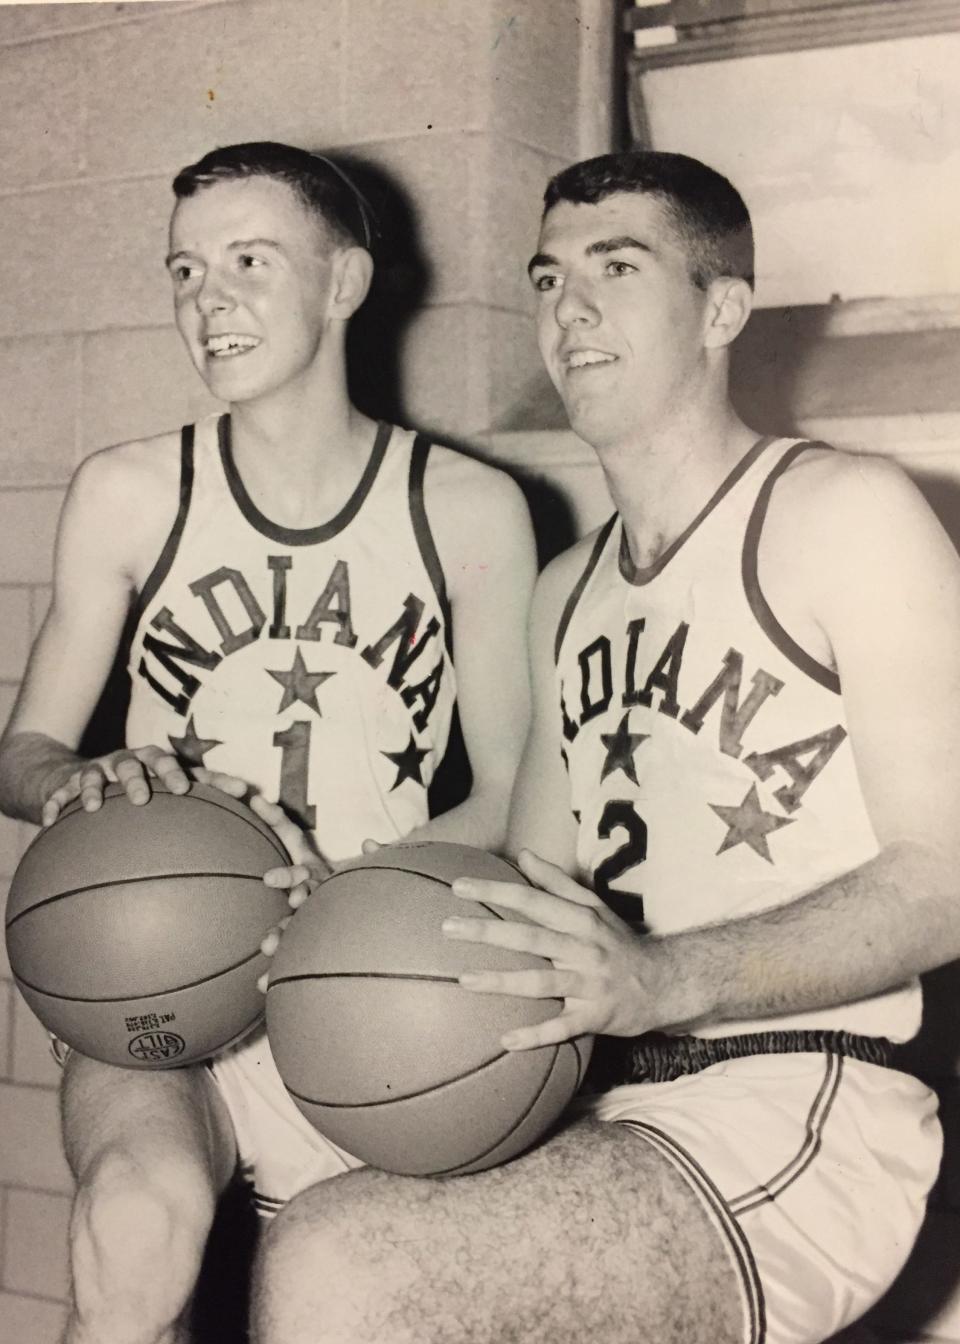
[566,350,616,369]
[205,334,260,355]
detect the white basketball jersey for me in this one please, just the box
[556,436,919,1043]
[127,415,456,863]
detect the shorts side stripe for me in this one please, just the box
[621,1119,765,1344]
[252,1190,285,1218]
[729,1053,843,1216]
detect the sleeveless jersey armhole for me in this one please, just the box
[408,435,453,654]
[742,440,841,694]
[131,423,195,622]
[554,514,618,664]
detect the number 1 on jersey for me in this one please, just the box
[273,720,317,830]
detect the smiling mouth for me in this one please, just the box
[204,334,261,358]
[564,350,617,370]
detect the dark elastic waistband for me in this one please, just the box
[585,1028,893,1090]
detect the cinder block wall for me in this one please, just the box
[0,2,612,1337]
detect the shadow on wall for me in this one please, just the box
[731,306,960,555]
[340,155,431,430]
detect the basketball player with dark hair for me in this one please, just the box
[0,141,536,1344]
[249,152,960,1344]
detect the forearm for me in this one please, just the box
[0,730,82,823]
[403,785,511,855]
[650,840,959,1033]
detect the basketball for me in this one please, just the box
[5,780,291,1069]
[265,841,593,1177]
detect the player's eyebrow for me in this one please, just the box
[527,235,654,277]
[164,238,284,269]
[585,235,653,258]
[527,251,559,277]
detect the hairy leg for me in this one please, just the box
[60,1053,237,1344]
[252,1119,744,1344]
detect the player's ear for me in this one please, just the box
[329,246,374,320]
[703,276,753,350]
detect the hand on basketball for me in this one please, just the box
[191,766,251,800]
[444,849,666,1050]
[245,795,332,991]
[41,745,190,827]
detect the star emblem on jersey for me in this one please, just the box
[382,734,429,790]
[167,715,222,766]
[599,711,649,786]
[267,646,335,715]
[710,784,793,863]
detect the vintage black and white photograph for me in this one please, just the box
[0,2,958,1341]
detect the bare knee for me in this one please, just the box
[253,1169,429,1344]
[62,1056,234,1344]
[68,1145,218,1341]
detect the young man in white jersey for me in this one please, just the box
[248,153,960,1344]
[0,142,536,1344]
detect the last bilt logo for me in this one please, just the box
[562,617,847,873]
[136,555,444,827]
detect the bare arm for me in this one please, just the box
[0,445,189,825]
[655,454,960,1029]
[506,549,586,872]
[446,456,960,1048]
[402,453,538,852]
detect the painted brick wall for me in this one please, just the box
[0,2,608,1338]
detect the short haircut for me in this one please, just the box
[543,151,754,291]
[172,141,378,251]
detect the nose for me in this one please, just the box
[195,269,236,316]
[554,276,599,330]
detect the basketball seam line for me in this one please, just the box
[433,1044,564,1176]
[271,971,460,987]
[269,972,565,993]
[282,1040,568,1177]
[12,944,266,1002]
[5,872,280,929]
[330,864,516,921]
[51,789,289,866]
[282,1041,555,1109]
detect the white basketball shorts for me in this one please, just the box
[210,1026,365,1217]
[583,1051,941,1344]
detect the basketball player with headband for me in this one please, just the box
[247,153,960,1344]
[0,142,536,1344]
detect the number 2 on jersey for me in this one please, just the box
[593,799,647,928]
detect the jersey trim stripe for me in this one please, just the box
[408,434,452,652]
[621,1119,765,1344]
[217,415,393,546]
[554,514,617,664]
[728,1052,843,1215]
[618,436,774,587]
[132,422,195,622]
[742,440,841,695]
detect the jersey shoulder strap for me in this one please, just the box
[554,514,618,664]
[407,433,452,649]
[742,439,839,692]
[133,422,196,620]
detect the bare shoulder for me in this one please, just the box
[65,429,185,582]
[768,445,935,538]
[423,443,535,572]
[72,428,182,509]
[424,442,530,523]
[760,444,959,654]
[533,524,612,630]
